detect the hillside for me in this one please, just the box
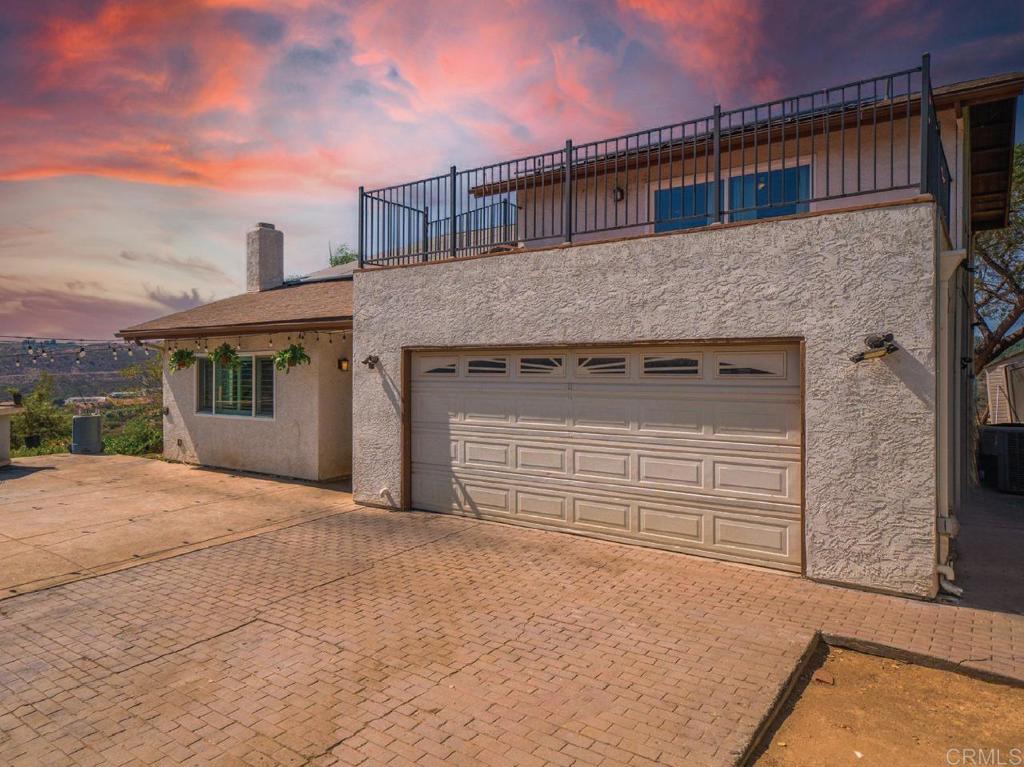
[0,342,156,399]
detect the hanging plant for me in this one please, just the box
[168,348,197,371]
[211,342,242,370]
[273,343,311,373]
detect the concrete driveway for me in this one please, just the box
[0,459,1022,766]
[0,455,354,597]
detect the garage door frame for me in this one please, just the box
[399,337,806,574]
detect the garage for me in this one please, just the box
[410,343,802,571]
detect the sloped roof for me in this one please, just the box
[118,279,352,340]
[988,339,1024,368]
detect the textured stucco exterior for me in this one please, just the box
[353,201,940,597]
[163,332,352,481]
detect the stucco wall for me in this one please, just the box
[353,200,940,597]
[163,332,352,480]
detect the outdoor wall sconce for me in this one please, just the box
[613,186,625,202]
[850,333,899,363]
[338,357,350,371]
[361,355,379,369]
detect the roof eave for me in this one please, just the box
[117,316,353,342]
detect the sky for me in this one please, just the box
[1,0,1023,340]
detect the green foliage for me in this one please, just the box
[10,373,71,452]
[273,343,311,373]
[211,343,241,370]
[104,414,162,456]
[974,143,1024,372]
[329,242,357,267]
[123,358,162,389]
[168,348,196,371]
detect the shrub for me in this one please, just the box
[104,415,163,456]
[10,373,70,451]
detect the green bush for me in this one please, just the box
[10,373,70,453]
[104,415,163,456]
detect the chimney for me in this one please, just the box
[246,222,284,292]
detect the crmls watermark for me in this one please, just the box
[947,748,1024,766]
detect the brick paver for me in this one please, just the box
[1,501,1022,766]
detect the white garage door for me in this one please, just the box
[410,344,802,570]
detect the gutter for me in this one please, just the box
[118,317,353,343]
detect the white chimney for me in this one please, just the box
[246,222,284,292]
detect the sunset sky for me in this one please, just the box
[2,0,1023,339]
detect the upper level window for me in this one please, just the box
[197,355,274,417]
[654,182,717,232]
[729,166,810,221]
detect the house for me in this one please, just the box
[351,56,1022,599]
[985,340,1024,424]
[119,223,353,481]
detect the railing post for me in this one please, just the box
[712,105,722,223]
[564,139,573,243]
[449,166,457,260]
[422,205,430,263]
[357,186,365,268]
[919,52,931,195]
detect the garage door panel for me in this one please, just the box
[572,397,632,430]
[638,399,703,435]
[573,449,632,480]
[516,395,571,426]
[712,401,798,441]
[638,504,704,542]
[516,490,567,521]
[713,516,792,557]
[515,444,567,473]
[464,440,510,468]
[712,458,797,501]
[463,482,511,514]
[411,344,802,572]
[637,454,703,488]
[412,430,458,466]
[573,497,631,531]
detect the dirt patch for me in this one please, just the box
[750,646,1024,767]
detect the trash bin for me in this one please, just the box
[71,415,103,454]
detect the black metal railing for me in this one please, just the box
[359,54,952,267]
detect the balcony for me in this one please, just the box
[358,55,952,268]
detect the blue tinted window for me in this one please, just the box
[728,166,810,221]
[654,182,717,232]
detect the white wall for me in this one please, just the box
[163,332,352,480]
[354,200,940,597]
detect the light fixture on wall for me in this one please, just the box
[850,333,899,363]
[361,354,379,369]
[613,186,625,202]
[339,357,350,371]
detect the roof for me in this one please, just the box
[299,261,358,282]
[118,279,352,340]
[988,340,1024,369]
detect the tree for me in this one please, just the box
[329,242,357,267]
[974,144,1024,374]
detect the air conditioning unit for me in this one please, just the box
[979,425,1024,494]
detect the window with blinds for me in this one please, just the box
[197,358,213,413]
[195,354,274,417]
[255,357,274,417]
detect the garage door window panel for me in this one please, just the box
[642,354,702,377]
[577,355,629,376]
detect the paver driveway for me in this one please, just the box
[1,501,1023,766]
